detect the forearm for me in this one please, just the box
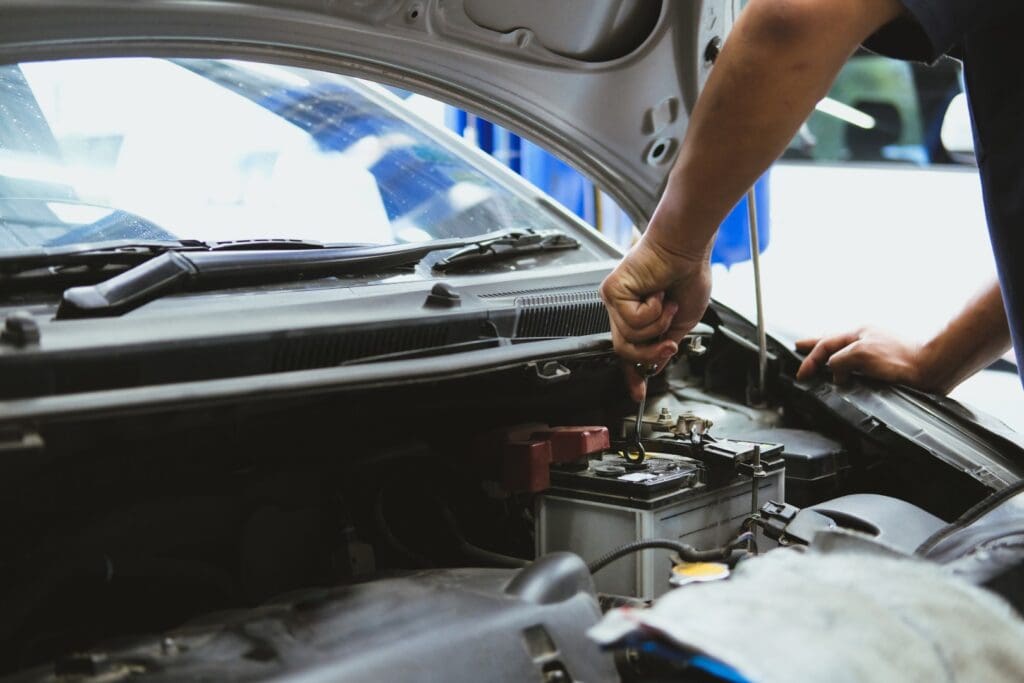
[646,0,904,260]
[918,281,1012,393]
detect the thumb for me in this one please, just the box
[625,364,647,402]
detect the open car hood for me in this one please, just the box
[0,0,739,225]
[5,2,1019,488]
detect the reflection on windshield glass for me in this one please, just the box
[0,57,562,251]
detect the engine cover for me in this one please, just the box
[7,555,616,683]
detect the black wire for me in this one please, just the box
[587,539,732,575]
[436,500,529,569]
[373,488,435,568]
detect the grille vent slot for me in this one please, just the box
[480,286,577,299]
[271,321,480,371]
[515,289,609,338]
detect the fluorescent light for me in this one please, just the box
[815,97,876,129]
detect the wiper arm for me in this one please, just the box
[432,230,579,272]
[55,230,569,319]
[56,239,462,318]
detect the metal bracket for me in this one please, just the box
[532,360,572,383]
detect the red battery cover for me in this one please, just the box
[530,426,610,464]
[501,440,553,493]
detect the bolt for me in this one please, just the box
[1,311,40,347]
[544,668,569,683]
[687,335,707,357]
[656,407,675,428]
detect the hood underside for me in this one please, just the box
[0,0,738,224]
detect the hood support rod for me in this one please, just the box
[747,186,768,401]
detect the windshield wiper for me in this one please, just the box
[0,238,375,276]
[431,230,579,272]
[0,240,202,275]
[54,229,577,319]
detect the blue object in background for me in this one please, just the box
[446,107,769,266]
[712,173,771,266]
[628,640,752,683]
[446,108,609,238]
[522,139,595,221]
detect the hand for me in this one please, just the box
[795,327,936,390]
[600,236,712,401]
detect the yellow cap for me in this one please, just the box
[669,562,730,587]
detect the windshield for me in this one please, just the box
[0,57,568,251]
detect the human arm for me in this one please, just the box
[795,281,1012,394]
[600,0,905,400]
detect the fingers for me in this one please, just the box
[616,290,665,331]
[600,251,710,400]
[604,292,680,346]
[795,331,861,381]
[825,344,857,385]
[611,324,679,366]
[624,364,647,402]
[795,340,819,380]
[611,319,678,403]
[622,354,675,402]
[600,261,680,344]
[797,327,925,388]
[654,301,680,339]
[794,338,820,352]
[826,341,879,385]
[606,299,679,346]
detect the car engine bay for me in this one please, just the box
[0,0,1022,678]
[0,306,1020,682]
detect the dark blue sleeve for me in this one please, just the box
[864,1,999,63]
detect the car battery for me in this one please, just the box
[536,452,784,599]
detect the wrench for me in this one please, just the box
[626,362,659,463]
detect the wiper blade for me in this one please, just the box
[205,238,376,251]
[55,230,570,319]
[432,230,580,272]
[0,239,203,275]
[0,238,369,276]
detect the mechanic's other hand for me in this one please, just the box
[795,328,930,389]
[600,237,712,402]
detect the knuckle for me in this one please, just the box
[624,311,657,331]
[620,309,643,327]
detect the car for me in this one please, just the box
[0,2,1022,682]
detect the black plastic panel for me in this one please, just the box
[0,285,616,399]
[3,557,618,683]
